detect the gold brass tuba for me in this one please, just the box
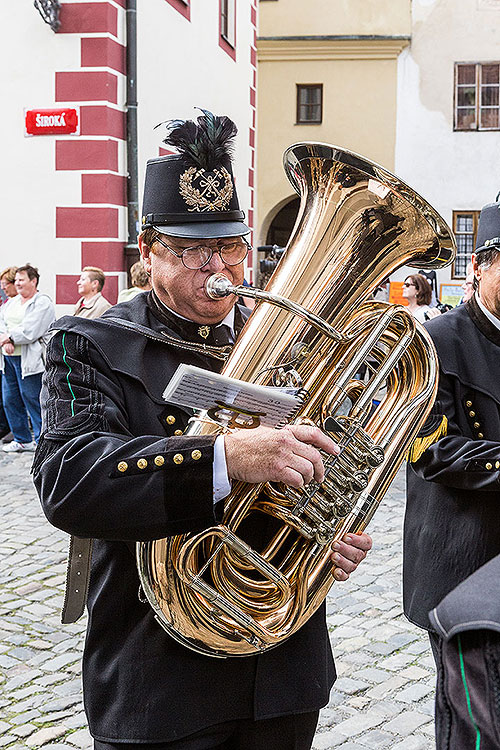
[137,143,456,657]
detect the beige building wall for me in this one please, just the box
[256,0,411,248]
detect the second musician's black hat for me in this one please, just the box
[475,202,500,253]
[141,109,249,239]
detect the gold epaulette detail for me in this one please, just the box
[406,415,448,464]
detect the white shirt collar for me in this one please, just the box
[476,292,500,332]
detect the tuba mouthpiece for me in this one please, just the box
[205,273,234,299]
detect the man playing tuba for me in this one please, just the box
[34,111,371,750]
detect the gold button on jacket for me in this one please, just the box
[154,455,165,467]
[137,459,148,470]
[117,461,128,473]
[173,453,184,465]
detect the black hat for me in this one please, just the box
[475,202,500,253]
[141,109,249,239]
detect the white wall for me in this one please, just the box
[137,0,254,238]
[394,0,500,288]
[0,3,82,299]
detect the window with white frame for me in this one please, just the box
[455,62,500,130]
[452,210,480,277]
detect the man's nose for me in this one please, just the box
[205,249,226,272]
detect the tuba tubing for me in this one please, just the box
[137,142,456,657]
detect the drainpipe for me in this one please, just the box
[124,0,139,277]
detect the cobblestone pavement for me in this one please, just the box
[0,452,436,749]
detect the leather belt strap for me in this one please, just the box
[62,536,93,624]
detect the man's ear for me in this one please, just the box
[139,235,152,276]
[471,253,480,279]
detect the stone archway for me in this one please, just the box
[265,197,300,248]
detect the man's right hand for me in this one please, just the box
[223,424,340,489]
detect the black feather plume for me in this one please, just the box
[155,108,238,170]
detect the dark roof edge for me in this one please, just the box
[258,35,411,42]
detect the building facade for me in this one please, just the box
[1,0,256,312]
[256,0,500,299]
[394,0,500,297]
[256,0,411,250]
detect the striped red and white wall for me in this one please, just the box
[54,1,127,305]
[2,0,256,311]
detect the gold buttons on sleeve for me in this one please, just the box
[466,400,473,407]
[469,411,475,417]
[137,459,148,470]
[474,422,480,429]
[478,433,484,438]
[117,461,128,473]
[495,461,500,469]
[154,455,165,467]
[173,453,184,465]
[166,415,176,425]
[174,429,183,436]
[191,450,202,461]
[486,462,493,470]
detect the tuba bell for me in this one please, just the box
[137,142,456,657]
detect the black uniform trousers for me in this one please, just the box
[429,631,500,750]
[94,711,320,750]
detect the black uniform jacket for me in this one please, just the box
[34,293,335,743]
[429,553,500,640]
[403,296,500,633]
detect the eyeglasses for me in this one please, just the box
[403,282,415,287]
[154,235,250,270]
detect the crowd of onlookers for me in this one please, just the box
[0,259,471,456]
[0,261,150,454]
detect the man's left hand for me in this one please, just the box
[331,532,372,581]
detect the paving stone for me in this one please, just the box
[354,729,395,748]
[65,728,93,749]
[391,737,431,749]
[9,724,37,738]
[331,710,386,737]
[332,678,369,695]
[312,731,346,749]
[396,683,434,704]
[384,711,432,736]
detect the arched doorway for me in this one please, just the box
[265,197,300,248]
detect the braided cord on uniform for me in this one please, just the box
[61,332,76,417]
[458,634,481,750]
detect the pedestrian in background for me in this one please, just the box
[74,267,112,319]
[0,267,18,443]
[0,264,55,453]
[402,273,440,323]
[117,260,151,303]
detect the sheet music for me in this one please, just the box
[162,364,302,428]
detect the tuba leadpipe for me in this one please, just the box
[137,142,456,657]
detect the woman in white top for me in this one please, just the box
[0,264,55,452]
[402,274,441,324]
